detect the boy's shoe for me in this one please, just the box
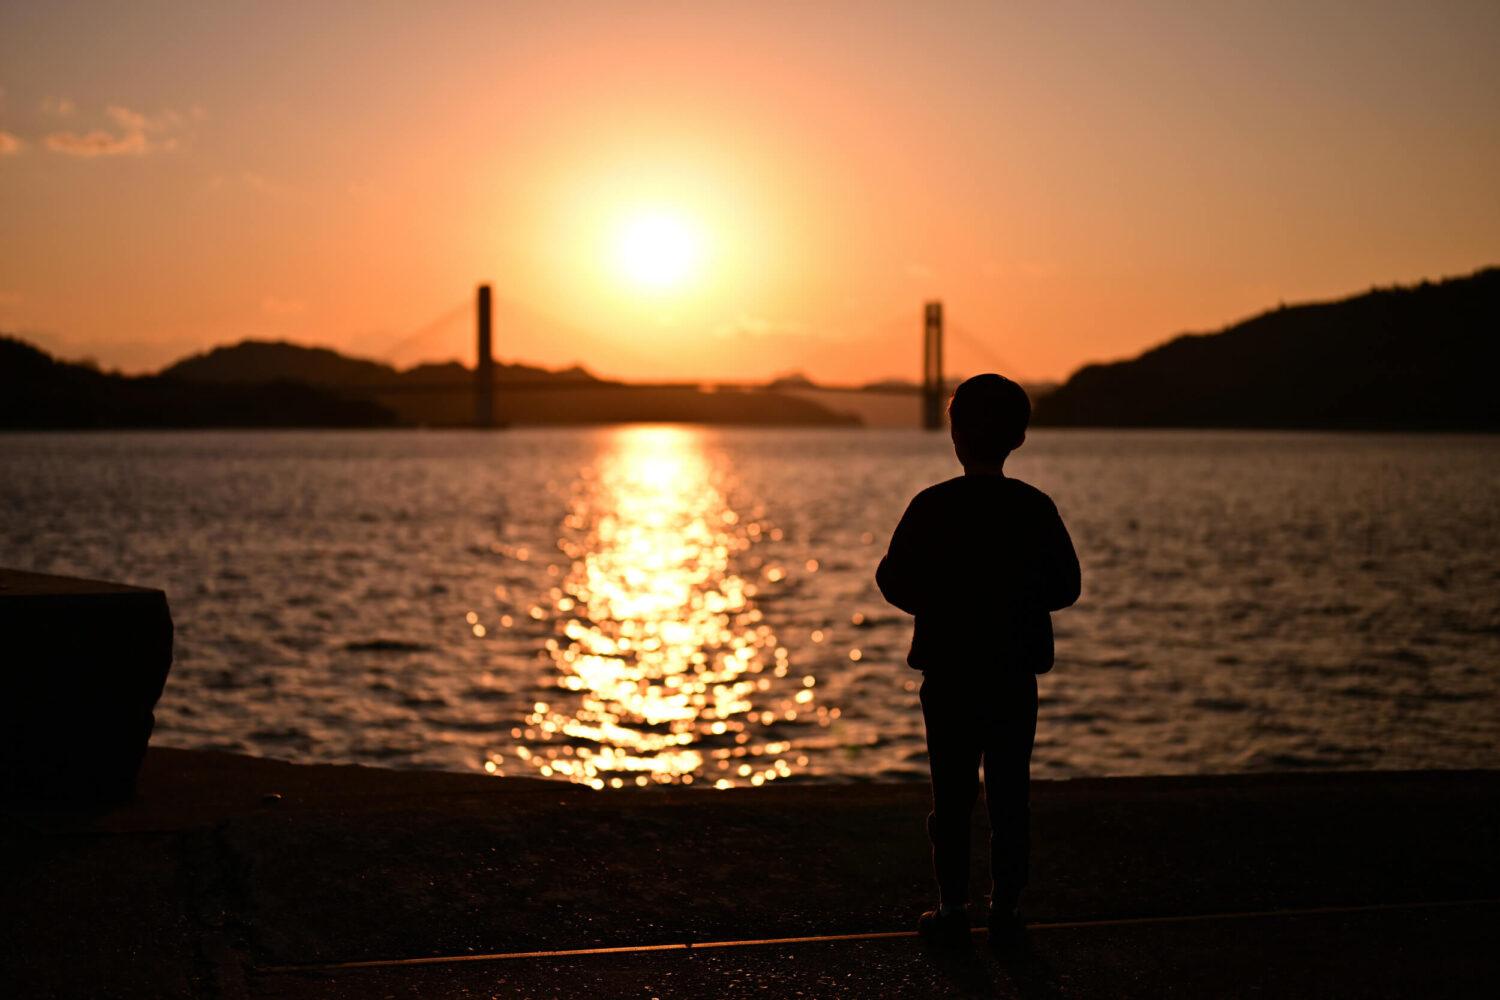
[918,907,972,949]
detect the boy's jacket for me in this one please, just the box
[877,472,1080,675]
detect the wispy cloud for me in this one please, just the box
[0,131,21,155]
[108,105,185,132]
[45,129,148,157]
[105,105,148,131]
[44,103,190,158]
[40,95,75,116]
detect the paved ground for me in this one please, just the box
[4,750,1498,998]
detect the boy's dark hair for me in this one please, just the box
[948,373,1031,463]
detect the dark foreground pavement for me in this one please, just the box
[4,750,1498,999]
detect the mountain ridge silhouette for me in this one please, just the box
[160,340,598,390]
[0,337,860,428]
[0,336,398,428]
[1034,267,1500,429]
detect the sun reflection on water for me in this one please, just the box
[498,426,829,788]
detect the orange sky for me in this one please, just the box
[2,1,1497,384]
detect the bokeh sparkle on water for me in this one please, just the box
[495,426,830,788]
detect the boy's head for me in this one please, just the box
[948,373,1030,468]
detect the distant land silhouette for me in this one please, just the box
[0,337,860,428]
[1033,267,1500,430]
[4,267,1495,430]
[0,336,397,429]
[161,340,600,394]
[162,341,860,427]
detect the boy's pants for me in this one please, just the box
[920,671,1039,910]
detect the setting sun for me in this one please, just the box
[613,211,702,291]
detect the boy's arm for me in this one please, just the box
[876,496,930,616]
[1035,498,1081,611]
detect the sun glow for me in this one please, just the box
[613,211,701,291]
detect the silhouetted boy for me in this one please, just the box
[876,373,1080,948]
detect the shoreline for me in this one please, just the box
[92,744,1500,829]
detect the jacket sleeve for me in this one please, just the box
[1034,497,1081,612]
[875,496,929,616]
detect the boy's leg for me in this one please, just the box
[981,675,1039,912]
[921,677,984,909]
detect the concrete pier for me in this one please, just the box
[4,751,1496,998]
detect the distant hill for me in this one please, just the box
[160,340,860,427]
[161,340,595,389]
[767,372,818,389]
[0,337,396,429]
[1034,269,1500,430]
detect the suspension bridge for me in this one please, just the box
[360,284,1027,429]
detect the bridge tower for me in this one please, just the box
[922,300,944,430]
[476,283,494,429]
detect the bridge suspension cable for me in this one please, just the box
[777,308,1029,386]
[947,320,1028,382]
[376,299,472,364]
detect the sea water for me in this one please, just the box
[4,427,1498,785]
